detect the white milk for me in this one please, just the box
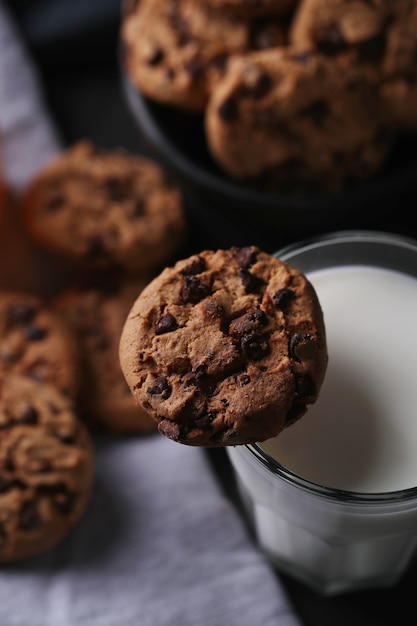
[261,264,417,493]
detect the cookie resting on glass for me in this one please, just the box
[119,246,328,447]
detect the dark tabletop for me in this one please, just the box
[5,3,417,624]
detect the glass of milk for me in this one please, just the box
[226,230,417,596]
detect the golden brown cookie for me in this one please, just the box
[205,48,391,190]
[121,0,289,112]
[54,279,157,436]
[119,246,328,447]
[0,291,80,399]
[290,0,417,130]
[0,375,93,563]
[20,141,186,274]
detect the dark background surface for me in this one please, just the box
[4,2,417,624]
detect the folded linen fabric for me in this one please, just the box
[0,3,302,625]
[0,0,61,195]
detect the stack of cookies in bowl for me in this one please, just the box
[121,0,417,193]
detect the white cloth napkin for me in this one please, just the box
[0,0,61,195]
[0,3,302,624]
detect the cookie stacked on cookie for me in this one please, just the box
[121,0,417,191]
[0,292,93,562]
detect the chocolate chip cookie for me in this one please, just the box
[290,0,417,130]
[54,279,157,436]
[121,0,289,112]
[119,246,328,447]
[0,291,80,399]
[205,48,391,190]
[0,375,93,562]
[20,141,186,274]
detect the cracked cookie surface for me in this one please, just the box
[0,375,93,562]
[119,246,328,447]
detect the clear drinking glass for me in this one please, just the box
[226,230,417,595]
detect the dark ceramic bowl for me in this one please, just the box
[123,74,417,253]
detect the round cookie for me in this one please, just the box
[119,246,328,447]
[121,0,289,112]
[0,291,80,399]
[20,141,186,274]
[204,48,391,190]
[54,279,157,436]
[0,375,93,563]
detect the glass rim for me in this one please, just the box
[274,229,417,262]
[242,442,417,504]
[261,228,417,504]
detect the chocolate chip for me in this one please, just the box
[234,246,257,269]
[237,373,251,386]
[147,375,172,399]
[210,53,228,73]
[158,419,180,441]
[181,255,206,276]
[229,308,267,338]
[52,490,75,515]
[185,57,203,80]
[249,72,273,99]
[202,298,224,322]
[193,407,215,430]
[316,23,347,55]
[358,33,386,63]
[104,177,131,202]
[47,401,61,415]
[241,332,270,361]
[148,47,164,66]
[132,199,145,217]
[251,23,286,50]
[238,269,265,293]
[182,366,216,394]
[285,402,307,424]
[38,483,75,514]
[24,326,47,341]
[218,97,238,123]
[8,303,37,325]
[19,501,44,531]
[181,276,212,304]
[45,195,64,212]
[0,477,13,493]
[155,313,178,335]
[302,100,329,128]
[87,235,107,257]
[272,288,295,309]
[17,405,38,425]
[295,375,316,398]
[56,432,76,445]
[289,333,311,362]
